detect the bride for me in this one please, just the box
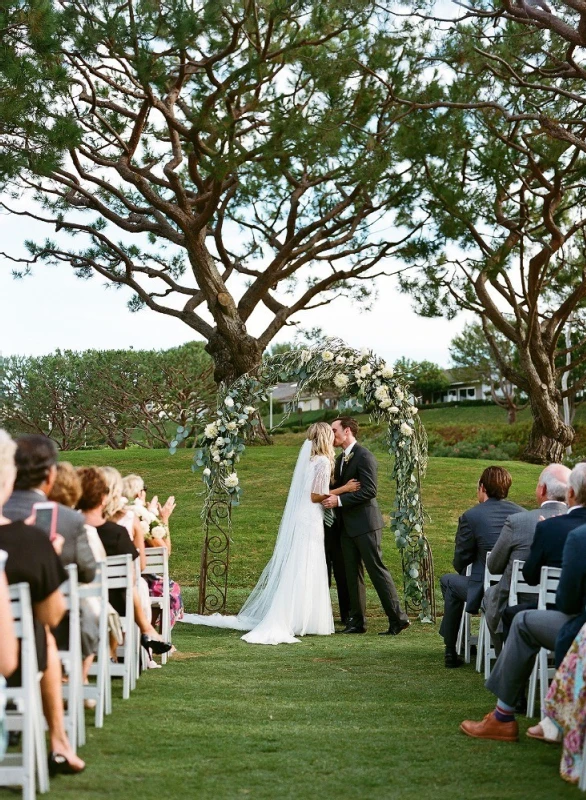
[183,422,360,645]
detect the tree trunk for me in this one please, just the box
[522,398,574,463]
[507,405,517,425]
[205,329,263,385]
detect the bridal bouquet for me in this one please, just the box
[126,499,169,541]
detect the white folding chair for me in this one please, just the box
[527,566,562,718]
[57,564,83,753]
[479,553,503,679]
[506,559,542,718]
[79,562,111,732]
[0,582,49,799]
[142,547,171,665]
[105,555,135,700]
[456,564,477,664]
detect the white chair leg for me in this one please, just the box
[527,660,538,718]
[476,617,485,673]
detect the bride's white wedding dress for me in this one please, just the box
[182,439,335,644]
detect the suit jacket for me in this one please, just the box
[453,497,525,614]
[483,502,567,629]
[522,506,586,585]
[554,523,586,664]
[333,443,383,538]
[3,489,96,583]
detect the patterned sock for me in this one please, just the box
[494,701,516,723]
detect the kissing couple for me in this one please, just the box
[184,417,409,645]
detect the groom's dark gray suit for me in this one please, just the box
[334,443,408,629]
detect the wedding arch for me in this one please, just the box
[172,338,435,621]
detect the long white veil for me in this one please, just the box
[182,439,313,633]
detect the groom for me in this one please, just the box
[323,417,409,635]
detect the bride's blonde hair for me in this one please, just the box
[307,422,335,476]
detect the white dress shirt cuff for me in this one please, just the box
[337,496,342,507]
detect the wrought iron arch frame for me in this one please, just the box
[174,338,435,622]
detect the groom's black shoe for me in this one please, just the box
[378,620,410,636]
[340,624,366,634]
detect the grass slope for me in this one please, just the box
[56,446,570,800]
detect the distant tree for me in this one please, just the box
[0,343,215,449]
[450,322,528,424]
[394,358,450,404]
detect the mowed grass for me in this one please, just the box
[54,445,573,800]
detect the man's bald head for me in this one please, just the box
[537,463,571,503]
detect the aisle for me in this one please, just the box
[50,623,571,800]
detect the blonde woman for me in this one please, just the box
[183,422,360,645]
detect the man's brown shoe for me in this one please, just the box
[460,711,519,742]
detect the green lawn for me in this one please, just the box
[53,446,572,800]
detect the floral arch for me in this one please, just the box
[173,338,435,622]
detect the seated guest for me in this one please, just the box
[499,466,586,640]
[3,435,96,584]
[439,466,524,668]
[523,465,586,584]
[0,554,18,679]
[49,462,100,695]
[483,464,569,652]
[76,467,171,656]
[0,430,84,774]
[459,469,586,742]
[540,622,586,783]
[122,473,184,629]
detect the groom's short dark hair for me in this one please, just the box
[334,417,359,437]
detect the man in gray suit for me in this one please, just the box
[2,435,96,584]
[483,463,570,653]
[440,466,524,667]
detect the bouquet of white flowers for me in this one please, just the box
[126,499,169,541]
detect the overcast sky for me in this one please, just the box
[0,202,473,367]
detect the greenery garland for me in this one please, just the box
[173,338,430,619]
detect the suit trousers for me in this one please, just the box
[340,526,407,627]
[439,573,469,649]
[485,609,572,706]
[324,522,351,623]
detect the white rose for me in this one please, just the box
[204,422,218,439]
[213,454,221,462]
[140,520,150,534]
[335,355,346,365]
[215,436,224,446]
[354,368,362,380]
[360,347,370,357]
[244,406,256,415]
[151,525,167,538]
[409,567,419,579]
[360,364,372,378]
[400,422,413,436]
[379,399,392,409]
[374,385,389,401]
[226,450,235,458]
[409,406,418,415]
[224,396,234,408]
[395,388,404,401]
[300,350,311,364]
[322,350,334,362]
[203,468,211,477]
[226,421,237,431]
[333,374,349,389]
[225,472,239,488]
[381,364,394,379]
[387,406,399,413]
